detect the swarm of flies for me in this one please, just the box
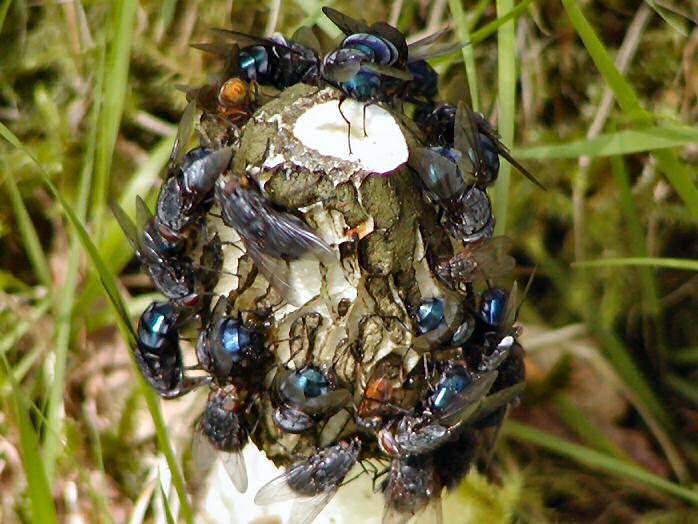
[107,6,542,524]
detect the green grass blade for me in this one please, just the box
[559,0,694,478]
[667,374,698,408]
[610,151,665,364]
[670,348,698,365]
[44,39,107,482]
[448,0,479,111]
[0,120,194,524]
[644,0,690,36]
[3,173,52,288]
[0,268,33,292]
[469,0,535,45]
[651,148,698,219]
[154,0,178,42]
[0,130,67,474]
[592,325,688,481]
[0,0,11,33]
[551,393,629,460]
[493,0,516,235]
[513,125,698,159]
[468,0,493,30]
[573,257,698,271]
[63,212,194,524]
[561,0,698,219]
[92,0,137,237]
[159,472,177,524]
[12,343,45,383]
[0,354,58,524]
[560,0,643,116]
[592,326,670,428]
[0,298,51,356]
[292,0,341,39]
[74,137,173,315]
[63,179,197,524]
[504,420,698,506]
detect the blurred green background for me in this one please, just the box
[0,0,697,522]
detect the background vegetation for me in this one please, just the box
[0,0,697,522]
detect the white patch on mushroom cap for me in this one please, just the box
[292,99,408,175]
[202,444,386,524]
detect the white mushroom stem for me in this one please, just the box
[202,447,384,524]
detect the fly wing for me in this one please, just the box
[183,147,233,195]
[289,490,336,524]
[454,101,486,181]
[370,22,408,62]
[210,28,271,48]
[410,147,467,200]
[220,43,243,80]
[207,294,229,326]
[99,277,138,344]
[322,7,370,35]
[110,201,141,255]
[407,29,449,50]
[221,449,248,493]
[471,236,516,280]
[325,61,361,83]
[508,268,536,332]
[191,429,217,478]
[190,41,232,57]
[261,208,336,264]
[303,388,352,415]
[408,28,467,63]
[189,42,246,91]
[291,26,322,53]
[212,29,307,58]
[423,495,443,524]
[476,118,546,190]
[176,84,218,115]
[363,62,413,81]
[397,423,451,455]
[254,467,306,504]
[244,239,305,306]
[435,370,498,426]
[471,381,526,423]
[500,281,518,335]
[170,99,196,167]
[134,196,154,229]
[382,505,411,524]
[413,293,463,352]
[275,368,302,402]
[475,235,512,257]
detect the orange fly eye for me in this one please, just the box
[218,78,247,106]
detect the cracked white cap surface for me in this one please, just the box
[293,99,409,175]
[202,445,384,524]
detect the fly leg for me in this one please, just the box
[362,102,375,137]
[337,96,353,155]
[168,374,212,398]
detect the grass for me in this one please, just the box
[0,0,697,522]
[493,0,516,235]
[514,124,698,159]
[574,257,698,271]
[1,353,58,523]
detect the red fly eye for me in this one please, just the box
[157,223,180,242]
[181,294,201,308]
[377,427,399,457]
